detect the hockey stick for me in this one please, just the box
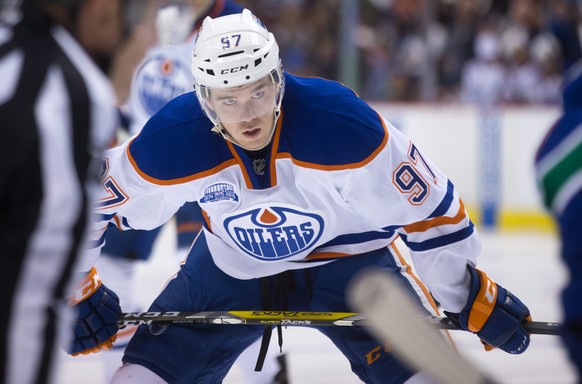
[117,310,561,335]
[348,268,492,384]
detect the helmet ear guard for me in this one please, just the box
[197,89,219,122]
[270,63,285,116]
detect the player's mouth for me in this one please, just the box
[242,128,261,138]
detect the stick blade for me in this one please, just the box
[347,268,491,384]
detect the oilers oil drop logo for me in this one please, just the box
[136,55,191,115]
[224,206,324,260]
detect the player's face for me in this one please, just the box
[207,77,278,150]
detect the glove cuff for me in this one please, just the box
[467,268,498,333]
[69,267,102,305]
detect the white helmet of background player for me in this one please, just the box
[192,9,284,150]
[155,0,196,46]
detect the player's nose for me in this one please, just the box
[239,104,259,122]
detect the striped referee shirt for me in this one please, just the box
[0,5,117,384]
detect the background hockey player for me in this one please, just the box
[70,9,533,384]
[535,60,582,379]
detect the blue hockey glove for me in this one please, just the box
[445,265,531,354]
[69,267,121,356]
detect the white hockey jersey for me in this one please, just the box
[90,73,480,312]
[123,0,244,136]
[124,42,194,136]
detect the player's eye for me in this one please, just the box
[222,99,236,106]
[252,91,265,99]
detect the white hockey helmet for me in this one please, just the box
[155,1,195,46]
[191,9,284,129]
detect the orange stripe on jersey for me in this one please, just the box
[112,215,124,230]
[390,242,439,313]
[202,209,212,233]
[126,138,239,185]
[275,112,389,171]
[305,251,354,260]
[389,241,456,346]
[226,140,253,189]
[268,113,284,186]
[177,222,203,234]
[403,199,467,234]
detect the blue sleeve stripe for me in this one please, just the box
[380,180,455,232]
[291,258,338,264]
[382,224,401,231]
[427,180,455,219]
[316,230,395,248]
[97,213,132,230]
[399,221,475,251]
[90,233,106,249]
[99,213,115,221]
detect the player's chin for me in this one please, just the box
[240,135,269,150]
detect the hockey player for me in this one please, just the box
[96,1,286,382]
[71,10,533,384]
[98,0,244,337]
[0,0,133,383]
[535,61,582,378]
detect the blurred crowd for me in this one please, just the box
[3,0,576,105]
[237,0,582,105]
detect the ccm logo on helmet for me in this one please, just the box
[221,65,249,74]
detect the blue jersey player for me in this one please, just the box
[70,10,533,384]
[535,61,582,378]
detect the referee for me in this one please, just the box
[0,1,131,383]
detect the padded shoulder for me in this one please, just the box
[128,92,233,182]
[278,74,387,166]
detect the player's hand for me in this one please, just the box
[68,268,121,356]
[445,265,531,354]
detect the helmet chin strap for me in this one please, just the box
[211,109,281,151]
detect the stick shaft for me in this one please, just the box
[427,316,561,335]
[347,269,490,384]
[118,311,561,335]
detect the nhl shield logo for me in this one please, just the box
[223,205,324,260]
